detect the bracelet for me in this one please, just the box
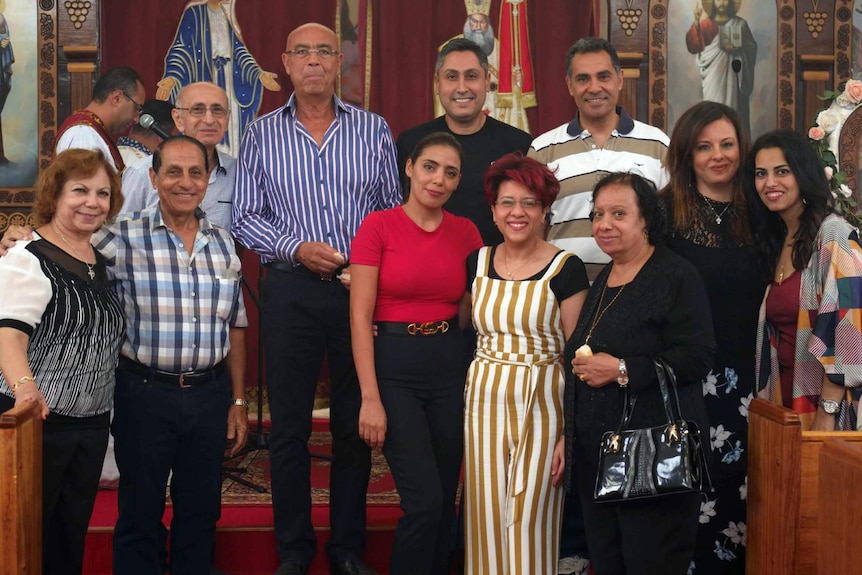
[13,376,36,390]
[231,398,249,409]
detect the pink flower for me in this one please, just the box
[846,79,862,104]
[809,126,826,141]
[824,166,834,180]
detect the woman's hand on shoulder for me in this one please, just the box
[359,397,387,449]
[571,352,619,388]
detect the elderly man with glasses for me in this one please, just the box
[54,66,146,173]
[119,82,236,230]
[233,22,399,575]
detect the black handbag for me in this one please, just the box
[594,358,712,502]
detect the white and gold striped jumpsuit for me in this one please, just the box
[464,247,570,575]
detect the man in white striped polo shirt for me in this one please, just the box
[528,37,670,283]
[528,37,670,575]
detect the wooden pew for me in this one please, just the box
[0,402,42,575]
[818,439,862,575]
[747,398,862,575]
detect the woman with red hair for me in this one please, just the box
[463,153,589,574]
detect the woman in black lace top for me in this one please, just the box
[564,172,715,575]
[660,101,767,574]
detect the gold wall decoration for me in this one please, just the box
[63,1,90,30]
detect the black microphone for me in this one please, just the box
[139,113,172,140]
[732,59,742,74]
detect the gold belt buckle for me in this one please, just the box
[406,320,450,336]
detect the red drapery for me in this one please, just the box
[101,0,596,138]
[100,0,597,387]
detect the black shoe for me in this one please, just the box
[329,556,378,575]
[275,561,308,575]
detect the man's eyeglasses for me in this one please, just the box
[283,48,339,60]
[175,105,230,118]
[122,92,144,114]
[496,197,544,209]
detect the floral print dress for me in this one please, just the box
[661,195,767,574]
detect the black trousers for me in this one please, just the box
[263,267,371,565]
[574,445,700,575]
[0,394,109,575]
[375,328,466,575]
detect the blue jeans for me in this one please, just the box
[111,363,230,575]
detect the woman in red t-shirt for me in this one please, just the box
[350,132,483,575]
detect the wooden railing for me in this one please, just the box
[817,438,862,575]
[0,402,42,575]
[747,398,862,574]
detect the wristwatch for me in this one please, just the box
[231,398,249,409]
[617,359,629,387]
[819,398,840,415]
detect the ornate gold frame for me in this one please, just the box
[0,0,57,232]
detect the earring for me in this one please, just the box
[803,198,808,205]
[643,229,649,239]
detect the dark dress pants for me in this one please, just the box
[574,444,700,575]
[375,328,465,575]
[0,395,109,575]
[112,364,230,575]
[263,267,371,565]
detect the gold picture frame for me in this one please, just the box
[0,0,57,232]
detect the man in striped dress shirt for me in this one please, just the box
[232,23,400,575]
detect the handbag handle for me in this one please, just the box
[613,358,685,434]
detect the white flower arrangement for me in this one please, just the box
[807,80,862,228]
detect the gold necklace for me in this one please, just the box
[584,244,652,343]
[777,240,794,285]
[584,281,625,344]
[502,245,536,279]
[51,222,95,280]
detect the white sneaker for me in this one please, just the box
[558,555,590,575]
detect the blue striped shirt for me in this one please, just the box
[93,206,248,373]
[232,94,400,264]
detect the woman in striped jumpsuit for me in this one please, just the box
[464,153,589,574]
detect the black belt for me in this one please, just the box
[375,316,458,336]
[266,261,347,282]
[119,357,225,388]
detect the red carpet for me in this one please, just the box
[83,420,404,575]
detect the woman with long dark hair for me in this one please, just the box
[747,129,862,431]
[660,101,766,572]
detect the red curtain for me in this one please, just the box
[100,0,596,387]
[102,0,595,138]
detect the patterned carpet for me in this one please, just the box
[219,431,400,506]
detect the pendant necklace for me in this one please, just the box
[51,223,96,280]
[502,245,536,279]
[700,193,731,225]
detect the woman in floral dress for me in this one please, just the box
[660,102,767,573]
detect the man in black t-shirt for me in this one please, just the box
[396,38,532,246]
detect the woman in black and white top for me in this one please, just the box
[0,149,126,575]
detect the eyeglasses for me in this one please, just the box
[496,197,544,209]
[122,92,144,114]
[175,105,230,118]
[284,48,339,60]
